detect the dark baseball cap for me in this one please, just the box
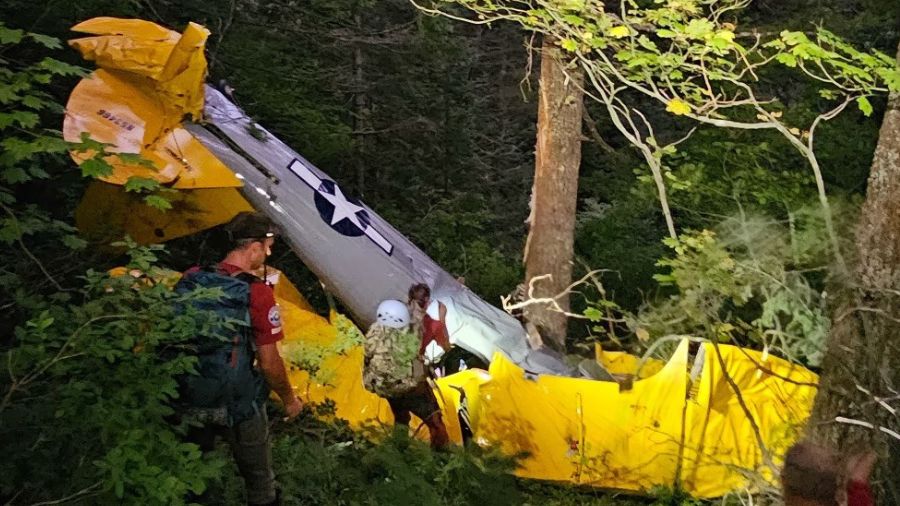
[223,212,279,242]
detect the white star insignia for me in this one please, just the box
[320,184,365,229]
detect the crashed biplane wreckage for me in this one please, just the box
[63,17,819,498]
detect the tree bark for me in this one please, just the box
[810,42,900,503]
[523,37,584,350]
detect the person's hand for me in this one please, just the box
[283,395,303,420]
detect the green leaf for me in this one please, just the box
[20,94,47,110]
[583,307,603,322]
[684,19,714,39]
[125,176,161,193]
[0,84,19,104]
[0,218,21,243]
[1,166,29,184]
[27,32,61,49]
[637,35,658,52]
[144,194,173,211]
[781,30,810,46]
[0,137,38,164]
[0,26,24,45]
[117,152,156,168]
[80,157,114,178]
[856,96,873,117]
[36,58,85,77]
[35,135,68,153]
[652,273,676,284]
[28,166,50,179]
[560,38,578,52]
[666,98,692,116]
[70,132,113,154]
[562,14,585,27]
[608,26,630,39]
[876,67,900,92]
[62,234,88,250]
[776,53,797,68]
[0,111,39,129]
[560,0,585,11]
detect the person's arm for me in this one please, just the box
[248,280,302,418]
[363,331,375,366]
[436,302,451,349]
[258,343,303,418]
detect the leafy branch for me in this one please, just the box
[412,0,900,270]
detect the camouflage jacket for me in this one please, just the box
[363,323,426,397]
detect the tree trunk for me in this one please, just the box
[810,42,900,503]
[352,10,370,197]
[522,37,584,350]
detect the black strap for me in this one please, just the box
[201,264,262,285]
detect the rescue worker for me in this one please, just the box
[407,283,451,361]
[175,212,302,506]
[363,299,450,449]
[781,441,876,506]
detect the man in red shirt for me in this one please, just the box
[181,212,301,506]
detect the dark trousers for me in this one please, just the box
[387,382,451,449]
[188,409,277,505]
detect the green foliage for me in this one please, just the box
[575,195,669,312]
[386,192,524,305]
[281,313,364,385]
[0,245,225,504]
[221,416,524,506]
[766,28,900,111]
[0,29,221,505]
[0,27,91,315]
[431,0,895,280]
[441,0,899,113]
[633,207,844,365]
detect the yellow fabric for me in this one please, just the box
[680,344,817,496]
[464,341,817,497]
[65,18,240,189]
[476,342,691,491]
[69,18,208,120]
[265,268,317,314]
[75,181,252,244]
[595,343,665,379]
[69,18,181,78]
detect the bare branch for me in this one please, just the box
[27,481,102,506]
[0,202,67,292]
[834,417,900,442]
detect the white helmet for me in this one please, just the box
[375,299,410,329]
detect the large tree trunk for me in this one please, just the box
[810,42,900,503]
[522,37,584,350]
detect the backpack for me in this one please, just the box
[174,266,266,426]
[363,323,426,397]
